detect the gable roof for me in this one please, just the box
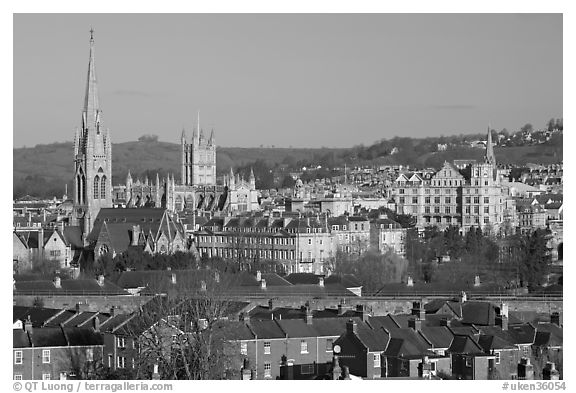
[448,335,484,354]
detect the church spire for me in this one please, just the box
[485,125,496,165]
[83,28,101,134]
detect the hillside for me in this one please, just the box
[13,138,562,199]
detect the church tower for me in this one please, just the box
[180,113,217,186]
[73,29,113,238]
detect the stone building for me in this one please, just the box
[71,30,113,238]
[391,127,514,233]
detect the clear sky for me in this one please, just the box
[13,13,562,148]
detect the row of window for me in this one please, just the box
[14,350,50,364]
[93,175,107,200]
[245,339,334,357]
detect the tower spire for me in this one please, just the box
[83,28,100,133]
[485,124,496,165]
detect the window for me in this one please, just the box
[108,355,112,368]
[523,346,529,357]
[100,176,107,199]
[42,374,51,380]
[117,356,126,368]
[474,197,480,204]
[434,206,440,214]
[484,207,489,214]
[399,189,405,194]
[301,364,314,375]
[424,206,430,214]
[430,362,436,371]
[326,339,333,352]
[117,337,126,348]
[86,348,94,362]
[374,353,381,368]
[465,197,471,204]
[412,197,418,204]
[308,239,312,245]
[94,176,100,199]
[264,341,271,354]
[425,197,430,204]
[484,217,490,224]
[14,351,22,365]
[42,350,50,364]
[434,197,440,204]
[465,207,470,214]
[264,362,271,377]
[13,375,22,381]
[241,341,248,355]
[399,197,405,204]
[474,206,479,214]
[300,340,308,354]
[445,197,451,204]
[495,352,501,364]
[465,357,472,367]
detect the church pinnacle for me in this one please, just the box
[485,125,496,165]
[83,28,101,134]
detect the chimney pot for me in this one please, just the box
[318,277,324,287]
[260,279,267,289]
[97,275,105,287]
[407,276,414,287]
[171,273,177,284]
[346,319,357,334]
[54,276,61,289]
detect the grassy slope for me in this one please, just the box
[13,140,562,196]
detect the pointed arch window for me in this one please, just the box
[100,175,107,200]
[94,176,100,199]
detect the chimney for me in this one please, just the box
[439,317,451,327]
[93,316,100,332]
[109,306,115,316]
[305,306,313,325]
[97,275,105,287]
[474,275,481,287]
[411,301,426,320]
[152,364,160,380]
[200,280,207,292]
[166,266,171,271]
[318,277,324,287]
[53,276,61,289]
[171,273,177,285]
[518,358,534,380]
[256,270,262,282]
[24,315,33,334]
[346,319,357,335]
[240,312,250,322]
[496,302,509,331]
[543,362,560,380]
[407,276,414,287]
[418,356,432,379]
[131,225,140,246]
[268,299,274,310]
[356,304,370,322]
[214,271,220,283]
[338,304,345,316]
[550,312,560,326]
[260,279,267,290]
[408,317,422,331]
[459,291,467,303]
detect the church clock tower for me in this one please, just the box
[73,29,112,239]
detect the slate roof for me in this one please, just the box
[284,273,322,285]
[325,274,362,288]
[352,321,390,352]
[13,306,65,327]
[14,278,128,295]
[418,327,454,349]
[276,319,318,338]
[533,323,563,348]
[63,226,83,249]
[447,335,484,354]
[312,317,361,337]
[477,334,516,351]
[368,315,403,331]
[248,320,286,339]
[13,326,103,348]
[461,301,496,325]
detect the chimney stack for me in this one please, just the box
[497,302,509,331]
[518,358,534,380]
[411,301,426,320]
[24,315,33,334]
[543,362,560,380]
[97,275,105,287]
[550,312,561,326]
[318,277,324,287]
[407,276,414,287]
[260,279,267,290]
[200,280,207,292]
[268,299,274,310]
[131,225,140,246]
[93,316,100,332]
[305,306,313,325]
[346,319,357,335]
[171,273,177,285]
[256,270,262,282]
[408,317,422,331]
[459,291,467,303]
[53,276,61,289]
[474,275,481,287]
[109,306,115,316]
